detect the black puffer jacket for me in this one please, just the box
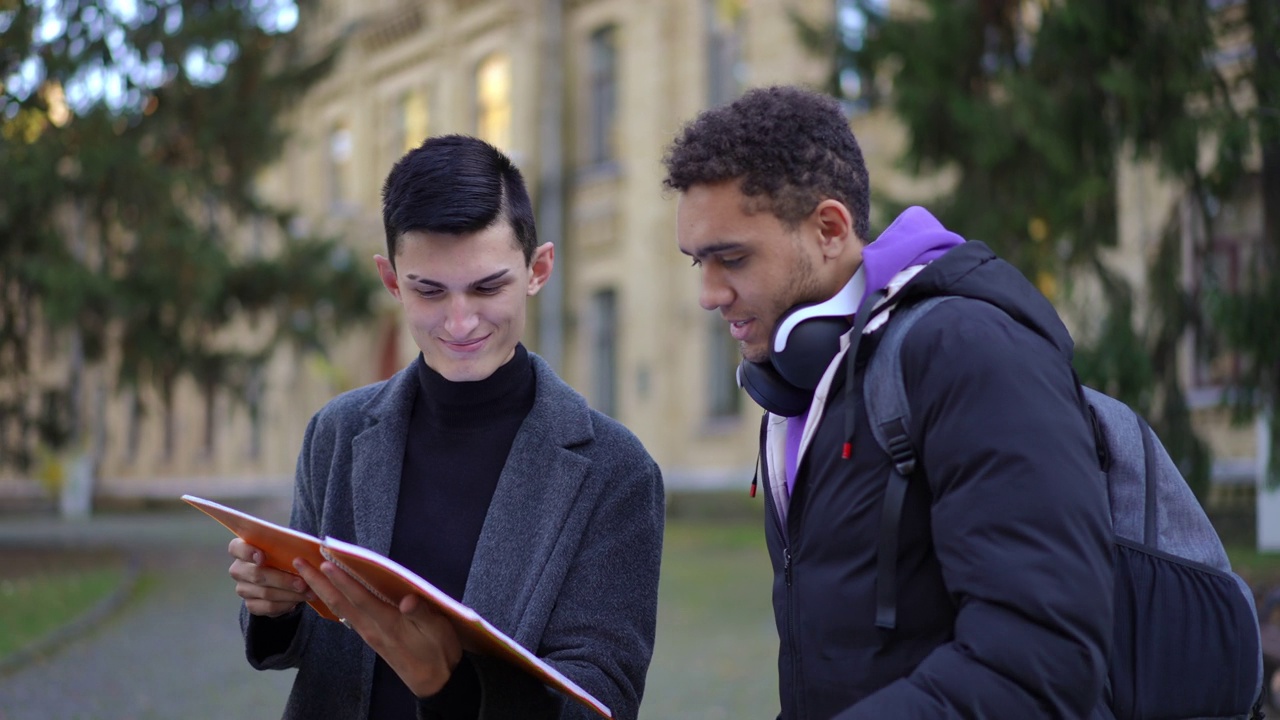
[762,241,1114,719]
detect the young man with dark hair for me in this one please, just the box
[228,134,665,720]
[664,85,1114,718]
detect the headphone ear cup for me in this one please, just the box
[770,316,850,391]
[738,360,813,417]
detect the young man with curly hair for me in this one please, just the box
[663,85,1114,718]
[228,135,664,720]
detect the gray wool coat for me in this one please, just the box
[241,353,665,720]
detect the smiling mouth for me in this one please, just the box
[442,336,488,351]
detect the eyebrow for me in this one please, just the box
[682,241,746,260]
[406,269,511,289]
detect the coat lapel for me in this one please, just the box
[349,362,417,555]
[463,354,594,641]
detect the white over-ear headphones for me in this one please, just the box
[737,271,865,417]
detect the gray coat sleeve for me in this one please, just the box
[241,412,322,670]
[508,454,663,720]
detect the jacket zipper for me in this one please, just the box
[784,546,801,718]
[767,431,804,720]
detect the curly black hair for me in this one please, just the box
[662,85,870,241]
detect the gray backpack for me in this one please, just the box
[865,295,1264,720]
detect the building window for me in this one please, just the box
[125,389,141,464]
[378,318,402,381]
[245,366,264,462]
[587,25,618,166]
[38,388,71,451]
[202,387,218,459]
[41,320,61,362]
[162,396,176,463]
[706,315,742,419]
[705,0,744,107]
[475,53,512,151]
[1196,237,1243,389]
[327,120,353,209]
[1192,176,1262,392]
[249,215,265,257]
[391,88,430,160]
[589,289,618,417]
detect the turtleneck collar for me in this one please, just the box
[414,343,535,430]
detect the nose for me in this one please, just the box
[443,295,480,339]
[698,266,733,312]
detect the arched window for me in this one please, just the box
[475,53,512,151]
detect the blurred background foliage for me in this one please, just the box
[0,0,380,471]
[796,0,1280,497]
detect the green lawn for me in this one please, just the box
[1225,544,1280,592]
[640,522,1280,719]
[642,516,780,720]
[0,563,125,660]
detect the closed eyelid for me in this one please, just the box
[691,242,746,260]
[405,269,512,292]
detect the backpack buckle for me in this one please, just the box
[885,429,916,476]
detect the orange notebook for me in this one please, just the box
[182,494,612,719]
[183,494,339,621]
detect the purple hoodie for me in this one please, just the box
[784,207,966,495]
[860,206,967,302]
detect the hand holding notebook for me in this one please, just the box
[184,494,612,718]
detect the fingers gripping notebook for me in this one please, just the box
[183,494,613,718]
[182,494,339,621]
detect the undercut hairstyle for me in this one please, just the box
[662,85,871,242]
[381,134,537,265]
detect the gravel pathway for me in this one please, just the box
[0,505,296,720]
[0,503,787,720]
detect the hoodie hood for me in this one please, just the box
[861,206,965,302]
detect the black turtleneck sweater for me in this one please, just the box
[368,344,536,720]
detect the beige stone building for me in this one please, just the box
[275,0,1264,530]
[0,0,836,504]
[5,0,1271,549]
[272,0,838,494]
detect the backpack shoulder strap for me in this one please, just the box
[865,296,961,459]
[864,295,958,629]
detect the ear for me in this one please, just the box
[812,199,857,261]
[374,255,401,300]
[527,243,555,296]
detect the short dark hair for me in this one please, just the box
[662,85,870,241]
[381,134,537,265]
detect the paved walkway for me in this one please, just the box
[0,499,785,720]
[0,501,296,720]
